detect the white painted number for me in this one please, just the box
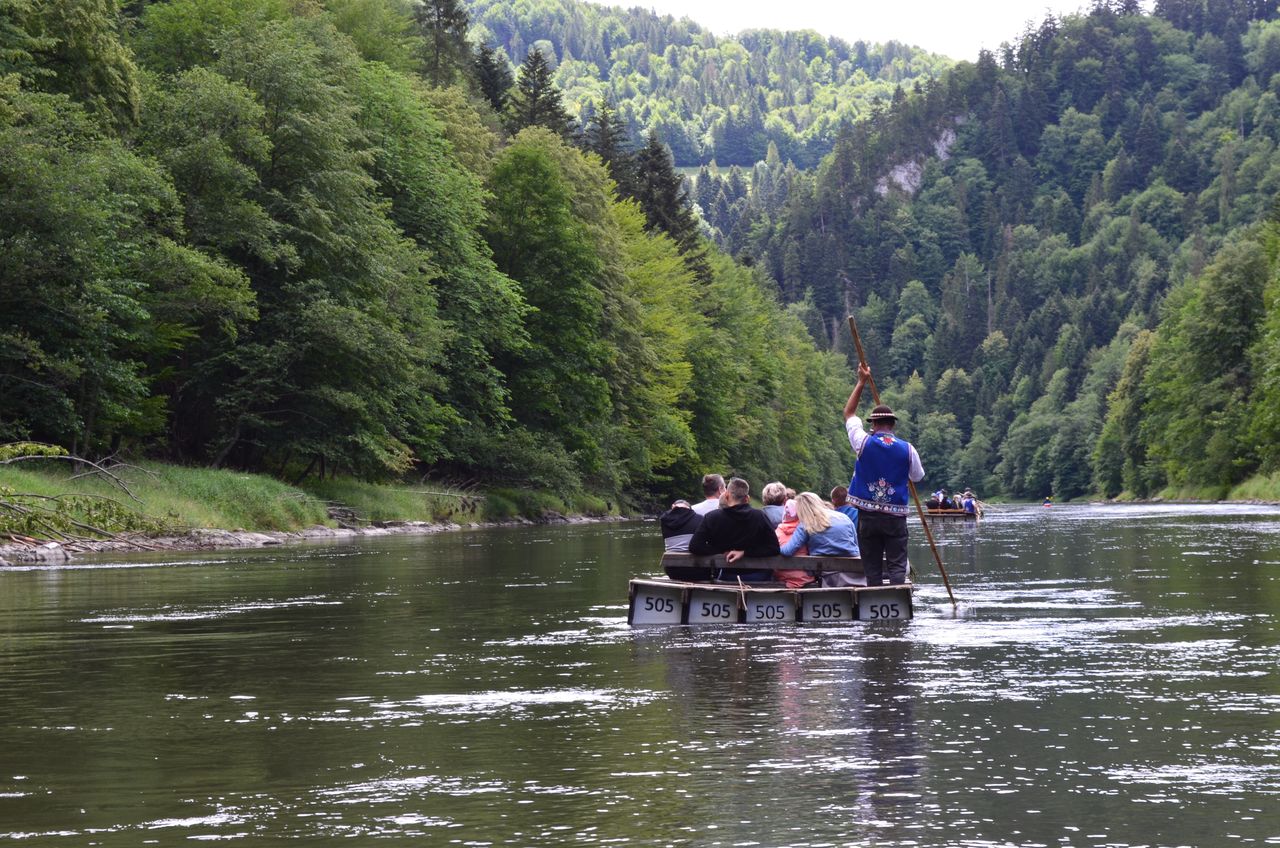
[643,596,676,613]
[700,601,732,619]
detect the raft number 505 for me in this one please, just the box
[864,602,903,619]
[642,596,676,613]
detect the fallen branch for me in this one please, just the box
[0,450,142,503]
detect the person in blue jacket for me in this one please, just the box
[843,363,925,586]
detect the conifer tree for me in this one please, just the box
[634,129,710,280]
[505,48,574,138]
[473,42,512,113]
[584,98,636,196]
[413,0,471,87]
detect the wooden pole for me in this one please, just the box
[847,315,957,607]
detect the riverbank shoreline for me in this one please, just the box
[0,513,634,566]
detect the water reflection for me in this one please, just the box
[1,505,1278,845]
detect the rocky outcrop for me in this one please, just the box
[875,125,959,198]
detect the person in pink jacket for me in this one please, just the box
[772,499,813,588]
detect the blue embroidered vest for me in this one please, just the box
[849,431,912,516]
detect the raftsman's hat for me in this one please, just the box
[868,404,897,423]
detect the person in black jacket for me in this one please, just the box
[660,500,711,581]
[688,477,780,582]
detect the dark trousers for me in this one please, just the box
[856,510,909,586]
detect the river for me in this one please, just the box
[1,504,1278,846]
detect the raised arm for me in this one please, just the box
[843,363,872,420]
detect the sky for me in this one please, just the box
[628,0,1099,60]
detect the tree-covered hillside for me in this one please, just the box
[0,0,858,506]
[702,0,1280,500]
[465,0,952,166]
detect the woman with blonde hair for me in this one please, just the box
[779,491,861,587]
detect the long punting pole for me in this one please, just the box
[847,314,958,607]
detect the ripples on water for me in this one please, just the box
[1,506,1278,846]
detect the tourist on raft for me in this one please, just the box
[772,498,812,589]
[692,473,726,515]
[777,492,861,587]
[961,489,978,515]
[688,476,779,582]
[760,481,787,528]
[843,363,925,586]
[658,500,712,582]
[829,486,859,522]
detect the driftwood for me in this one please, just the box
[0,449,143,503]
[0,445,165,550]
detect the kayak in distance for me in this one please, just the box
[628,553,913,625]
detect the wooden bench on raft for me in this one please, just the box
[627,553,913,625]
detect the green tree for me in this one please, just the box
[413,0,470,87]
[486,128,611,484]
[473,41,512,113]
[505,47,574,138]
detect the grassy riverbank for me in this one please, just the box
[0,461,621,543]
[1089,470,1280,504]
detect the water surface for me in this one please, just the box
[1,505,1278,845]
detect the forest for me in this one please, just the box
[695,0,1280,501]
[0,0,857,509]
[4,0,1280,510]
[464,0,951,166]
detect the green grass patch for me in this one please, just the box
[1,461,328,535]
[302,478,478,524]
[1155,483,1229,502]
[2,458,624,542]
[1227,472,1280,502]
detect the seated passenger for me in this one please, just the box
[693,473,726,515]
[760,481,787,528]
[688,477,780,582]
[659,500,711,582]
[830,486,860,522]
[780,491,861,587]
[773,499,814,589]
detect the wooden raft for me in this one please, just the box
[924,508,978,519]
[628,553,913,625]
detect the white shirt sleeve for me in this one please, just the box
[845,416,868,456]
[908,445,925,483]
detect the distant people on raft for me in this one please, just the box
[761,481,787,528]
[1043,496,1053,507]
[830,486,859,522]
[688,477,779,582]
[659,499,712,581]
[926,489,955,509]
[693,474,726,515]
[961,489,978,514]
[778,492,862,587]
[844,363,925,587]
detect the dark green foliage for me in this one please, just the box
[29,0,140,126]
[583,97,635,194]
[0,0,51,79]
[473,41,512,112]
[413,0,471,86]
[634,130,710,279]
[505,47,574,138]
